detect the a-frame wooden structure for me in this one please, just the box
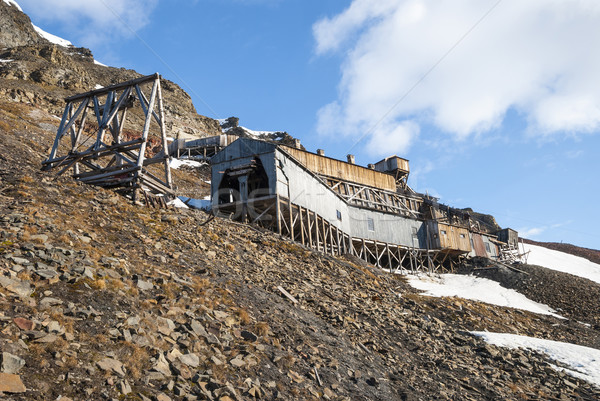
[42,73,173,201]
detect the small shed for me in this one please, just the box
[496,228,519,249]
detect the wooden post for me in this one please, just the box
[306,209,314,248]
[288,198,294,241]
[314,212,320,252]
[299,206,305,246]
[156,78,173,188]
[136,79,159,169]
[276,194,282,235]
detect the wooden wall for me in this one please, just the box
[429,222,472,253]
[282,146,396,192]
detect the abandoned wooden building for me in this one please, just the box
[210,137,513,272]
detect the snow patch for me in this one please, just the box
[169,158,207,169]
[472,331,600,388]
[240,126,279,137]
[94,59,107,67]
[2,0,22,12]
[0,59,14,63]
[32,24,73,47]
[167,198,188,209]
[524,243,600,284]
[94,84,104,90]
[406,274,563,318]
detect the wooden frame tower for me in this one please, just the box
[42,73,173,201]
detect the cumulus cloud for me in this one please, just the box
[313,0,600,156]
[17,0,158,46]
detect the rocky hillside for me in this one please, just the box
[1,3,600,400]
[2,100,600,400]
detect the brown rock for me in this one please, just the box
[13,317,34,331]
[0,373,26,393]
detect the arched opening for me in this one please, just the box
[217,173,240,205]
[247,157,270,199]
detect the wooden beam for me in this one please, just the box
[66,73,160,102]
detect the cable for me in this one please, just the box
[98,0,221,120]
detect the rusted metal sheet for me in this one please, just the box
[472,233,487,257]
[282,146,397,191]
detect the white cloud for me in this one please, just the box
[518,226,545,239]
[17,0,158,46]
[518,221,572,239]
[314,0,600,156]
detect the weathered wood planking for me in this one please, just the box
[282,146,397,192]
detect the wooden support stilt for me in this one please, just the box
[276,195,282,235]
[313,212,321,251]
[299,206,305,246]
[306,209,315,248]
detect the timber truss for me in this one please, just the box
[214,196,464,273]
[319,176,424,219]
[42,73,173,201]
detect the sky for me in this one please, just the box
[12,0,600,250]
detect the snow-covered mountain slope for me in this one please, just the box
[524,243,600,284]
[31,24,72,47]
[406,274,562,318]
[473,331,600,388]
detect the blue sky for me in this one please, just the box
[14,0,600,249]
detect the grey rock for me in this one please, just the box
[190,320,208,337]
[1,353,25,374]
[137,279,154,291]
[97,357,125,377]
[0,276,32,298]
[179,353,199,368]
[40,297,63,307]
[152,353,172,376]
[35,268,58,279]
[120,380,132,395]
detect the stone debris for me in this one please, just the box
[0,91,598,400]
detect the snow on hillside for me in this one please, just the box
[524,243,600,284]
[472,331,600,388]
[406,274,562,318]
[2,0,22,12]
[169,158,207,169]
[32,24,73,47]
[240,126,283,138]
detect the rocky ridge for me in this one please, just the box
[0,0,222,139]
